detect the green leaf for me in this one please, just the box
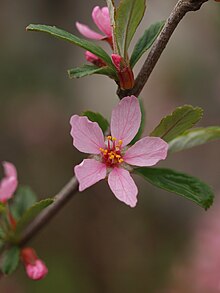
[26,24,114,69]
[135,167,214,209]
[115,0,146,57]
[150,105,203,142]
[0,203,6,214]
[130,21,165,68]
[1,246,20,275]
[169,126,220,153]
[130,98,145,144]
[15,198,54,235]
[83,111,109,134]
[11,186,37,221]
[68,64,117,79]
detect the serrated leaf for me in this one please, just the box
[130,98,145,144]
[68,64,117,79]
[15,198,54,235]
[115,0,146,57]
[130,21,165,68]
[26,24,114,69]
[150,105,203,142]
[169,126,220,153]
[135,167,214,209]
[11,186,37,220]
[1,246,20,275]
[83,111,109,134]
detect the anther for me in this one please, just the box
[118,140,123,145]
[112,137,116,141]
[119,158,124,163]
[107,136,112,140]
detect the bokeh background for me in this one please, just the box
[0,0,220,292]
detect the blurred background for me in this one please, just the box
[0,0,220,292]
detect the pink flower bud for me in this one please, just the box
[21,247,48,281]
[111,54,134,90]
[85,51,106,67]
[0,161,18,203]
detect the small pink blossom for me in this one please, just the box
[70,96,168,207]
[21,247,48,281]
[76,6,112,42]
[0,161,18,203]
[85,51,106,67]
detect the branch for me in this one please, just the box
[16,0,208,247]
[117,0,208,99]
[19,176,78,246]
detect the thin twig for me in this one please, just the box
[19,177,78,246]
[18,0,208,247]
[117,0,208,99]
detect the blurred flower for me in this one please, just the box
[0,162,18,203]
[166,194,220,293]
[85,51,106,67]
[21,247,48,281]
[70,96,168,207]
[112,54,134,89]
[76,6,112,44]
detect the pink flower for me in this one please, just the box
[0,161,18,203]
[21,247,48,281]
[70,96,168,207]
[76,6,112,41]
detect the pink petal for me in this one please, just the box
[26,260,48,281]
[111,96,141,146]
[0,161,18,203]
[70,115,105,154]
[76,21,104,40]
[74,159,107,191]
[92,6,112,38]
[108,167,138,207]
[123,137,168,166]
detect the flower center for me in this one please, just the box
[99,136,123,167]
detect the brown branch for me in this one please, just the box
[117,0,208,99]
[17,0,208,248]
[19,176,78,246]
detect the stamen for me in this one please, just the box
[118,140,123,145]
[112,137,116,141]
[119,158,124,163]
[107,136,112,140]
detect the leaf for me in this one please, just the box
[0,203,6,214]
[169,126,220,153]
[150,105,203,142]
[15,198,54,235]
[1,246,20,275]
[130,98,145,144]
[11,186,37,220]
[26,24,114,69]
[135,167,214,209]
[83,111,109,134]
[130,21,165,68]
[115,0,146,57]
[106,0,117,51]
[68,64,117,79]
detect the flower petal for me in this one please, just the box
[108,167,138,207]
[76,21,104,40]
[124,137,168,166]
[74,159,107,191]
[92,6,112,38]
[111,96,141,146]
[70,115,105,154]
[0,161,18,203]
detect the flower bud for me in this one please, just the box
[85,51,106,67]
[21,247,48,281]
[111,54,134,90]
